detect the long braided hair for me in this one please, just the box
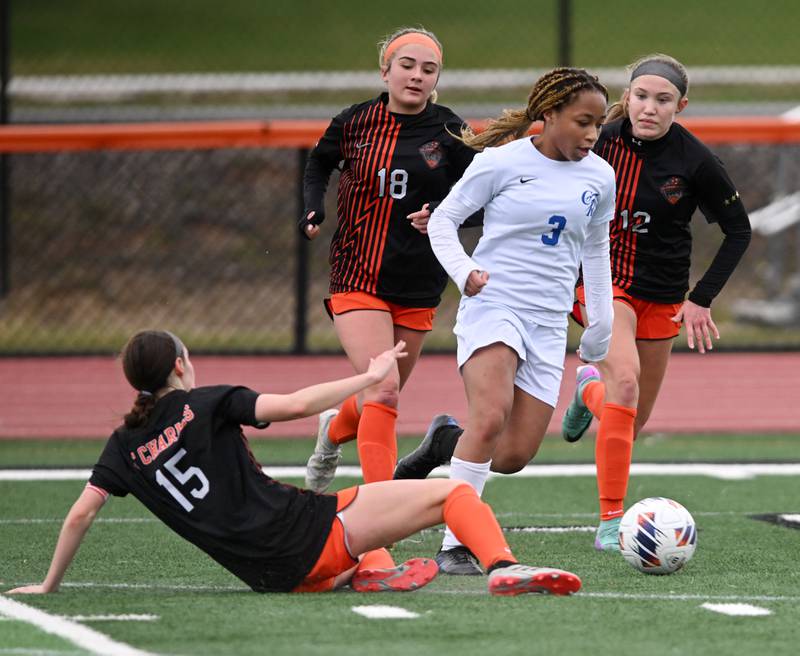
[460,67,608,151]
[121,330,185,429]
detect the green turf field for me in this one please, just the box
[1,434,799,655]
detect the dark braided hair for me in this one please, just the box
[121,330,185,429]
[460,67,608,151]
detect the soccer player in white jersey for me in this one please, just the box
[399,68,616,574]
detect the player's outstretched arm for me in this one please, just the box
[254,341,408,422]
[7,487,105,594]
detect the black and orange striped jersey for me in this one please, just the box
[595,118,750,306]
[304,93,477,307]
[88,385,338,592]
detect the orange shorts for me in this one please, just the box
[325,291,436,331]
[292,486,359,593]
[573,285,682,340]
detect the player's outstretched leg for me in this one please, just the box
[594,516,622,552]
[487,565,582,596]
[305,409,342,492]
[561,365,601,443]
[350,557,439,592]
[393,414,462,480]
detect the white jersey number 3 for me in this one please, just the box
[155,448,210,512]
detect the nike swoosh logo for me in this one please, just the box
[520,177,536,183]
[356,142,372,150]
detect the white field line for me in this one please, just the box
[66,615,158,622]
[1,612,157,622]
[0,518,157,525]
[6,583,798,605]
[0,510,779,525]
[0,596,158,656]
[3,462,800,482]
[351,605,420,619]
[701,603,772,616]
[426,590,799,603]
[0,650,84,655]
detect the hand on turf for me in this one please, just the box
[672,300,719,354]
[465,270,489,296]
[367,341,408,382]
[407,203,431,235]
[6,584,51,594]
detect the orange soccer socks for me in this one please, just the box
[356,547,395,572]
[357,401,398,484]
[328,395,361,446]
[582,379,606,420]
[595,403,637,521]
[442,483,517,571]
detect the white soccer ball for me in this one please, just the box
[618,497,697,575]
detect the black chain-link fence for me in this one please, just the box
[1,140,797,353]
[1,0,799,353]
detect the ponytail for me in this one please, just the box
[120,330,185,429]
[124,391,158,429]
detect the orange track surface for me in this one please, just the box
[1,352,797,439]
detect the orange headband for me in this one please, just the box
[383,33,442,67]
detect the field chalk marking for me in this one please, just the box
[0,595,157,656]
[701,602,773,616]
[351,605,420,619]
[3,463,800,482]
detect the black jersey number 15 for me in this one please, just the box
[155,448,210,512]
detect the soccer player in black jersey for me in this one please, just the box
[562,54,752,550]
[299,28,478,495]
[7,330,582,596]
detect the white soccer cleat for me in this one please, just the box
[304,409,341,493]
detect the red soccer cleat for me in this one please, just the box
[351,557,439,592]
[488,565,582,597]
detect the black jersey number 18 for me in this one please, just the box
[377,168,408,199]
[155,448,210,512]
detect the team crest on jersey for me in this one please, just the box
[660,176,688,205]
[419,141,443,169]
[582,190,599,217]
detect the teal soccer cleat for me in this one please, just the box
[561,365,601,443]
[594,517,622,552]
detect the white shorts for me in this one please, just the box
[454,298,567,408]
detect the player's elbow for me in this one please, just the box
[65,507,98,532]
[281,397,313,420]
